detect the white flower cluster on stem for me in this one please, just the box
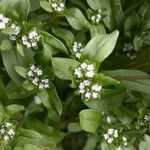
[103,128,119,144]
[140,114,150,127]
[74,62,102,100]
[9,23,21,41]
[0,14,9,29]
[91,9,102,23]
[123,43,136,60]
[72,41,83,59]
[27,65,49,90]
[0,122,15,142]
[52,2,65,12]
[22,31,40,48]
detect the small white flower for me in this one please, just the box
[34,96,42,104]
[79,82,85,89]
[122,136,127,142]
[86,71,95,78]
[124,142,128,146]
[27,70,34,77]
[3,135,9,141]
[5,122,12,128]
[103,133,109,140]
[144,115,150,121]
[75,52,81,59]
[0,14,9,29]
[84,80,91,86]
[85,92,91,99]
[113,130,118,138]
[52,3,57,8]
[108,128,114,135]
[92,84,102,92]
[81,63,87,69]
[116,147,122,150]
[87,64,94,71]
[32,77,39,85]
[92,92,98,98]
[107,138,113,144]
[0,129,5,134]
[60,3,64,8]
[74,68,83,78]
[8,129,15,136]
[79,89,85,94]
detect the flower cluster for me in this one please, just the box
[52,2,65,12]
[0,122,15,142]
[91,10,102,23]
[74,62,102,100]
[22,31,40,48]
[0,13,9,29]
[27,65,49,90]
[139,114,150,127]
[74,63,95,79]
[123,43,136,60]
[103,128,119,144]
[9,23,21,41]
[72,41,83,59]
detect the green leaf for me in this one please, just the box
[52,27,75,47]
[0,105,7,122]
[25,119,66,143]
[37,87,62,116]
[52,57,80,81]
[64,7,91,30]
[124,12,139,36]
[0,0,30,21]
[85,89,124,112]
[15,66,27,78]
[0,79,9,105]
[90,24,106,38]
[17,43,25,57]
[113,107,136,125]
[1,49,24,83]
[23,80,35,91]
[68,122,82,132]
[0,39,12,51]
[121,80,150,95]
[5,104,25,116]
[41,31,68,55]
[81,30,119,68]
[86,0,101,10]
[39,0,53,12]
[79,109,101,133]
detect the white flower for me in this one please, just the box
[60,3,64,8]
[30,65,36,71]
[8,129,15,136]
[0,14,9,29]
[92,92,98,98]
[5,122,12,128]
[52,3,57,8]
[87,64,94,71]
[79,82,85,89]
[84,80,91,86]
[27,70,34,77]
[122,136,127,142]
[92,84,102,92]
[0,129,5,134]
[124,142,128,146]
[74,67,83,78]
[144,115,150,121]
[91,12,101,23]
[85,92,91,99]
[116,147,122,150]
[113,130,118,138]
[34,96,42,104]
[81,63,87,69]
[75,52,81,59]
[86,71,95,78]
[108,128,114,135]
[103,133,109,140]
[32,77,39,85]
[3,135,9,141]
[107,138,113,144]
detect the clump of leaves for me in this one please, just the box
[0,0,150,149]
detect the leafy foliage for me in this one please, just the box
[0,0,150,149]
